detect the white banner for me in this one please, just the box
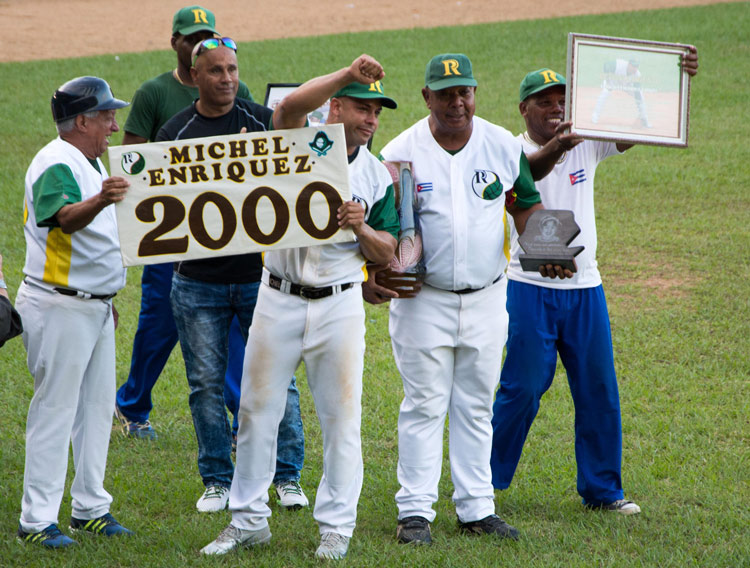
[108,124,353,267]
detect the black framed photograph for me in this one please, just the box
[263,82,330,126]
[565,33,692,147]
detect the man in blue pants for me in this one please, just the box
[490,52,698,514]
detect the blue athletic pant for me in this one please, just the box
[490,280,624,506]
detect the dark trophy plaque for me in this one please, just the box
[518,210,584,272]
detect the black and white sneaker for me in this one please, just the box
[593,499,641,516]
[397,516,432,545]
[458,514,519,540]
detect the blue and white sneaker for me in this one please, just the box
[70,513,133,536]
[17,523,76,548]
[114,405,157,440]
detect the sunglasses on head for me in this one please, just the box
[192,37,238,66]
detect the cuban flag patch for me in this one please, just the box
[416,182,433,193]
[569,169,586,185]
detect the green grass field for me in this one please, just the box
[0,3,748,566]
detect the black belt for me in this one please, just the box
[54,287,117,300]
[266,273,354,300]
[451,275,503,295]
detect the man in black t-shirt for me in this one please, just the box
[157,37,308,514]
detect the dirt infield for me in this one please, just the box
[0,0,731,63]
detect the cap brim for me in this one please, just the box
[425,77,478,91]
[521,82,565,101]
[341,93,397,109]
[175,24,218,36]
[95,98,130,111]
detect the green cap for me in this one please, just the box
[332,81,397,109]
[172,6,218,36]
[519,68,566,101]
[424,53,477,91]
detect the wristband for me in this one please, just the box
[0,279,6,289]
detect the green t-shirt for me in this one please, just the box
[124,71,253,142]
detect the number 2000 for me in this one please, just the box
[135,182,342,257]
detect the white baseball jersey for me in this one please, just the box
[506,135,622,289]
[23,137,126,295]
[263,146,398,287]
[380,116,539,291]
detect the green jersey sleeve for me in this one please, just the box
[31,163,82,227]
[367,184,400,239]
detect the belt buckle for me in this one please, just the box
[299,286,327,300]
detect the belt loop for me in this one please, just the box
[280,279,292,294]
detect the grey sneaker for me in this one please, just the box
[597,499,641,516]
[458,514,519,540]
[275,480,309,510]
[196,485,229,513]
[315,532,350,560]
[114,405,157,440]
[200,524,271,555]
[397,516,432,544]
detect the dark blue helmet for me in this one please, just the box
[51,76,129,123]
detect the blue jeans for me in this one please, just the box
[170,272,304,487]
[116,262,246,425]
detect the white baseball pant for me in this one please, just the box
[229,282,364,537]
[16,282,115,532]
[389,278,508,523]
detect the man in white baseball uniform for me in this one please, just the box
[591,58,650,127]
[376,53,555,544]
[15,77,133,548]
[201,54,399,560]
[490,51,699,516]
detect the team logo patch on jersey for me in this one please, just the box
[569,169,586,185]
[121,151,146,175]
[471,169,503,200]
[416,182,433,193]
[351,194,369,216]
[309,131,334,156]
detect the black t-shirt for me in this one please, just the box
[156,98,273,284]
[0,295,22,348]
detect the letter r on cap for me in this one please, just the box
[441,59,461,76]
[191,9,209,24]
[540,70,560,84]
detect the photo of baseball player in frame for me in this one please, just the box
[565,33,692,147]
